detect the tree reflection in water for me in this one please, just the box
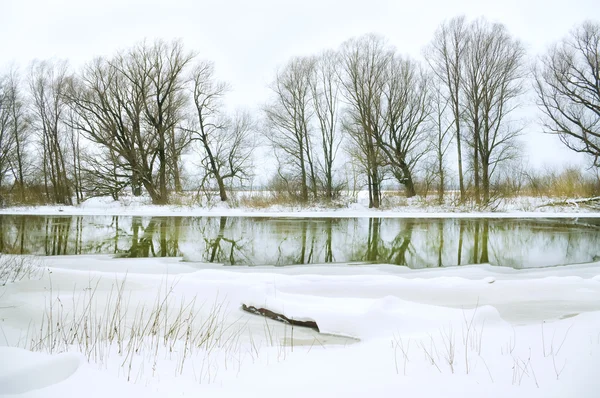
[0,215,599,269]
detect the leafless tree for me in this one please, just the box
[535,21,600,167]
[263,56,317,202]
[67,56,148,199]
[462,19,525,203]
[426,17,524,204]
[339,34,391,208]
[378,56,432,197]
[63,110,84,203]
[0,69,31,203]
[308,50,343,199]
[429,77,454,203]
[0,74,16,191]
[28,60,73,205]
[425,16,469,203]
[130,40,194,203]
[67,41,194,204]
[6,69,31,202]
[187,60,255,201]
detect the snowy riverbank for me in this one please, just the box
[1,193,600,218]
[1,255,599,397]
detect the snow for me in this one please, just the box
[0,348,82,395]
[1,248,600,396]
[1,193,600,217]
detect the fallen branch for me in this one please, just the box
[241,304,320,332]
[538,196,600,209]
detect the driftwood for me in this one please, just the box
[538,196,600,209]
[241,304,320,332]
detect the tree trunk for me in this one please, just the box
[216,175,228,202]
[300,153,308,202]
[455,111,465,204]
[474,147,480,204]
[400,163,416,198]
[172,161,182,193]
[367,173,374,208]
[473,122,480,205]
[438,153,445,204]
[131,170,142,196]
[158,128,168,204]
[482,158,490,203]
[170,126,183,193]
[371,166,380,208]
[13,118,25,203]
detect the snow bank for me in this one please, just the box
[2,254,600,397]
[244,290,505,339]
[0,348,81,395]
[2,193,600,217]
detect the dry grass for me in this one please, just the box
[236,191,302,208]
[0,254,44,286]
[18,276,246,383]
[498,167,600,199]
[0,186,52,207]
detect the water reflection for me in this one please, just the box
[0,215,599,269]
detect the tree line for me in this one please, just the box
[0,17,598,207]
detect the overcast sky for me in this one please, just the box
[2,0,599,172]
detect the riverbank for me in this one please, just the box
[1,192,600,218]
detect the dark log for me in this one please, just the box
[241,304,320,332]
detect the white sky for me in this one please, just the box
[2,0,600,172]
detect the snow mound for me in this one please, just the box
[42,255,199,275]
[79,196,122,209]
[0,347,81,395]
[244,289,505,339]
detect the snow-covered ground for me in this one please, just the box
[1,254,599,397]
[1,192,600,217]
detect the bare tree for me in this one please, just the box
[462,19,525,203]
[535,21,600,166]
[187,60,254,201]
[0,69,31,203]
[6,69,31,202]
[378,56,432,198]
[132,40,194,204]
[425,16,469,203]
[63,110,84,203]
[429,77,454,203]
[263,57,317,202]
[67,54,159,200]
[0,74,16,191]
[309,50,343,200]
[29,60,73,205]
[426,17,525,204]
[68,41,194,204]
[339,34,391,208]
